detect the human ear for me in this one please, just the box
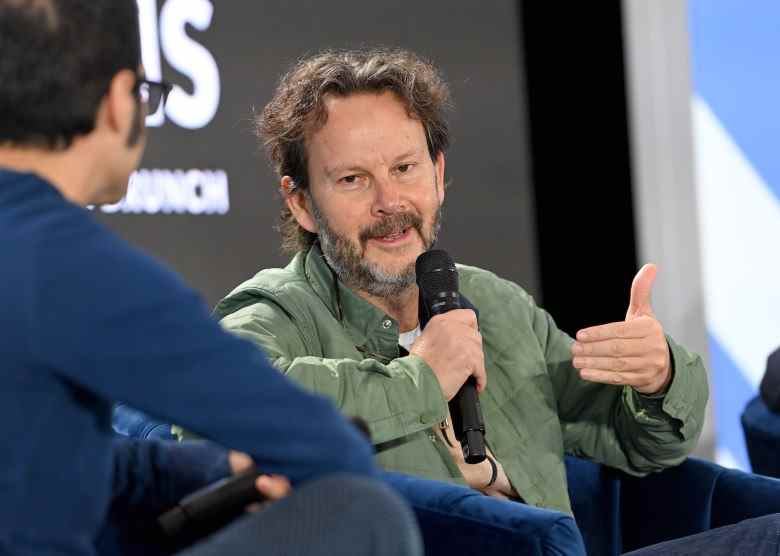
[281,176,318,233]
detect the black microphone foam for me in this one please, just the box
[760,346,780,413]
[416,249,458,294]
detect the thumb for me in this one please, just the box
[627,263,657,319]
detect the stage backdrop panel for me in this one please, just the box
[689,0,780,469]
[97,0,539,308]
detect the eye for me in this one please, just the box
[336,174,367,191]
[397,163,413,173]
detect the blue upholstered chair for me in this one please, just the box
[113,409,780,556]
[566,455,780,555]
[378,472,584,556]
[741,394,780,478]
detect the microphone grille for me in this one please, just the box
[416,249,458,297]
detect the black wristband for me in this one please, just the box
[485,455,498,488]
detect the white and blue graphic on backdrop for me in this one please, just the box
[689,0,780,469]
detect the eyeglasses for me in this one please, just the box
[134,77,173,114]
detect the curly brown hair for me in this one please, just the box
[254,47,453,254]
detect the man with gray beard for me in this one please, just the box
[215,47,709,515]
[311,185,442,300]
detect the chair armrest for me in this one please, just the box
[381,472,585,556]
[711,466,780,528]
[565,456,622,556]
[620,457,780,552]
[619,458,724,552]
[741,395,780,478]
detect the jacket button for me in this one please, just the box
[382,319,392,329]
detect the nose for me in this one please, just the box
[371,176,406,216]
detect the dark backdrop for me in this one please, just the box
[520,0,638,336]
[98,0,540,308]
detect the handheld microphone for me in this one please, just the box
[158,466,264,547]
[158,417,373,548]
[416,250,486,464]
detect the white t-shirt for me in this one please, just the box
[398,325,422,352]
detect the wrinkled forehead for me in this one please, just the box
[305,91,429,171]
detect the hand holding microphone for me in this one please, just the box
[157,463,276,549]
[409,309,486,400]
[158,418,371,548]
[415,250,487,464]
[228,450,291,507]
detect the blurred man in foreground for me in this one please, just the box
[0,3,421,555]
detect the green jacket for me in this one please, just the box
[214,246,708,514]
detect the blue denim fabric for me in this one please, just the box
[623,514,780,556]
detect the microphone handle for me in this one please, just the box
[449,379,487,464]
[158,467,264,547]
[428,293,487,464]
[158,417,373,549]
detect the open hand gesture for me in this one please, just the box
[571,264,672,395]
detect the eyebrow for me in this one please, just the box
[324,149,423,179]
[392,149,423,164]
[324,164,364,180]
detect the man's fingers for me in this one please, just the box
[576,316,655,342]
[627,263,657,319]
[228,451,254,474]
[451,320,486,391]
[461,333,486,392]
[473,354,487,392]
[255,474,292,501]
[430,309,478,329]
[571,337,657,358]
[578,368,655,389]
[572,355,646,372]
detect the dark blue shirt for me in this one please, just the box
[0,169,375,555]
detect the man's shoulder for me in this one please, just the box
[214,253,315,320]
[0,171,93,240]
[455,263,535,309]
[1,175,168,284]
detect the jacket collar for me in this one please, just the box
[303,244,402,362]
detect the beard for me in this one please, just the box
[308,195,442,299]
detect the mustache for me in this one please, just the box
[358,212,423,243]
